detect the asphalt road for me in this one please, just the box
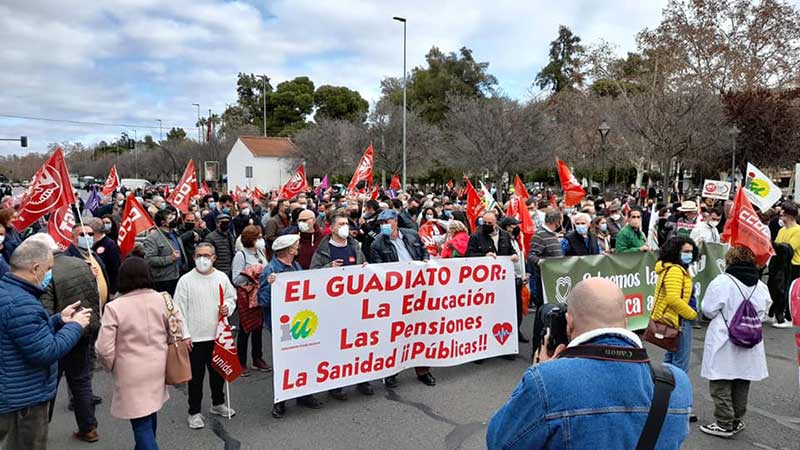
[47,315,799,450]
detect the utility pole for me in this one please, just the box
[192,103,201,142]
[260,75,268,137]
[156,119,163,143]
[393,16,407,192]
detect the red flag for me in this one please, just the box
[279,164,309,200]
[465,179,485,231]
[117,195,156,257]
[369,186,381,201]
[167,160,198,213]
[212,284,243,383]
[722,186,775,266]
[556,159,585,207]
[418,222,444,257]
[507,175,535,254]
[198,181,210,197]
[389,174,401,191]
[101,165,120,196]
[513,175,530,201]
[47,204,76,251]
[347,144,374,195]
[549,194,558,210]
[13,148,76,232]
[251,187,265,203]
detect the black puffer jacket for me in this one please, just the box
[40,253,100,336]
[204,229,235,279]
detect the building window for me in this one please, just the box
[245,166,253,178]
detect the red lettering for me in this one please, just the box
[390,321,405,342]
[473,265,489,282]
[285,281,301,302]
[385,271,402,291]
[458,266,472,283]
[301,279,316,301]
[490,264,502,281]
[410,342,426,359]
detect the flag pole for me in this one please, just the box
[226,381,231,420]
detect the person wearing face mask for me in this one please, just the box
[591,216,613,254]
[0,208,21,261]
[674,201,699,238]
[144,210,186,296]
[561,213,601,256]
[528,211,564,311]
[100,214,119,242]
[0,238,92,450]
[258,234,325,418]
[651,236,700,423]
[605,202,624,244]
[87,218,121,296]
[231,226,270,377]
[690,206,722,245]
[203,214,235,280]
[286,209,324,269]
[615,207,649,254]
[204,194,234,232]
[369,209,436,388]
[233,201,256,237]
[310,211,375,400]
[179,211,205,271]
[173,243,237,430]
[32,232,103,442]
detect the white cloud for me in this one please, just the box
[0,0,673,155]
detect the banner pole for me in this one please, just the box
[226,381,231,420]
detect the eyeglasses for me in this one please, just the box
[629,215,642,219]
[79,232,95,237]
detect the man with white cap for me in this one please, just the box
[258,234,324,418]
[173,243,237,430]
[674,201,699,239]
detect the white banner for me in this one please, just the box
[702,179,732,200]
[744,163,781,211]
[270,257,518,402]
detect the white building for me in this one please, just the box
[226,136,301,191]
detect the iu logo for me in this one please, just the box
[279,310,318,342]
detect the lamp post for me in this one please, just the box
[259,75,268,137]
[156,119,163,143]
[393,16,407,192]
[598,120,610,194]
[729,125,740,188]
[192,103,201,142]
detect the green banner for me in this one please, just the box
[540,243,728,330]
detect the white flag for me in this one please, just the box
[743,163,782,211]
[646,202,659,250]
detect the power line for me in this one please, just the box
[0,113,196,131]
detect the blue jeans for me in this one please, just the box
[664,319,693,372]
[130,413,158,450]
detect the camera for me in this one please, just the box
[533,303,569,356]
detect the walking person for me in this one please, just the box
[698,246,769,438]
[95,257,186,450]
[173,243,237,430]
[231,225,270,377]
[144,210,186,297]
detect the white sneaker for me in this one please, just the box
[771,321,793,329]
[761,316,774,324]
[210,403,236,417]
[188,413,205,429]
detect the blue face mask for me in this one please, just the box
[599,223,608,232]
[39,269,52,290]
[159,203,166,210]
[576,224,589,235]
[208,201,217,210]
[380,224,393,236]
[222,207,231,214]
[680,252,693,265]
[103,223,112,232]
[78,235,94,250]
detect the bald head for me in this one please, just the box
[565,278,627,338]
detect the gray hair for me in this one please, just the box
[26,232,61,252]
[572,212,591,224]
[152,195,164,203]
[87,217,104,234]
[544,211,563,225]
[195,242,216,256]
[9,239,52,271]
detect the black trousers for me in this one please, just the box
[154,279,178,298]
[51,337,97,433]
[515,280,523,328]
[188,341,225,415]
[237,328,263,367]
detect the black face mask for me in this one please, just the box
[181,223,195,233]
[218,222,230,232]
[511,227,521,237]
[482,224,495,235]
[349,211,360,220]
[168,220,179,229]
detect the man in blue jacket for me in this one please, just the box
[487,277,692,450]
[0,238,91,450]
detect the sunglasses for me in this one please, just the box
[79,232,95,237]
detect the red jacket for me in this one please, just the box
[441,232,469,258]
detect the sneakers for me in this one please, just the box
[771,321,793,329]
[732,420,745,433]
[188,413,205,429]
[210,403,236,417]
[252,358,272,372]
[699,422,734,438]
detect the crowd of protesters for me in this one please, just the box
[0,178,793,449]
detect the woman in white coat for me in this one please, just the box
[699,246,769,438]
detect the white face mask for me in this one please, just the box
[298,221,311,233]
[337,224,350,239]
[708,220,719,227]
[255,238,266,250]
[611,214,621,221]
[195,256,213,273]
[0,235,4,245]
[241,208,250,216]
[425,214,434,221]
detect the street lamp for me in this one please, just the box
[393,16,407,192]
[598,120,610,194]
[729,125,740,187]
[156,119,163,143]
[192,103,201,142]
[259,75,268,137]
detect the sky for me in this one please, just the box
[0,0,674,155]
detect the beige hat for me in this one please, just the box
[677,201,698,212]
[272,234,300,251]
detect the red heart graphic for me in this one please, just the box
[492,322,513,345]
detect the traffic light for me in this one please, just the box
[20,136,27,148]
[128,138,135,150]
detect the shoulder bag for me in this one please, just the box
[642,267,684,352]
[162,292,192,385]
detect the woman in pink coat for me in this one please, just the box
[96,256,184,450]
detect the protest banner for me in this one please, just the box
[270,257,517,402]
[702,179,732,200]
[540,243,727,331]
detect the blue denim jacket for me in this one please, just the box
[257,256,303,331]
[487,332,691,450]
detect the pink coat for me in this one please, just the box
[95,289,174,419]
